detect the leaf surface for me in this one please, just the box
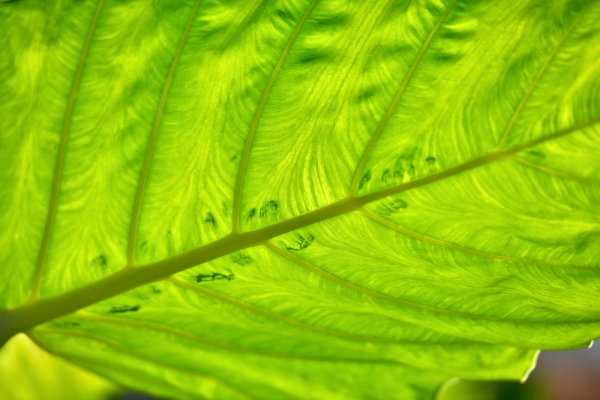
[1,0,600,398]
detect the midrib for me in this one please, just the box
[1,117,597,346]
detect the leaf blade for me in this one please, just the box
[2,0,600,398]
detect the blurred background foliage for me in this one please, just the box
[439,343,600,400]
[0,334,122,399]
[1,333,599,400]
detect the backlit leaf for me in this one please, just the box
[1,0,599,398]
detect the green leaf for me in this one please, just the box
[1,0,599,398]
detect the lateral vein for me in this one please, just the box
[31,328,254,400]
[26,333,205,400]
[495,3,590,150]
[360,208,597,269]
[231,0,320,232]
[349,0,459,195]
[264,242,584,324]
[510,155,600,187]
[28,0,106,303]
[70,311,421,361]
[127,0,204,266]
[166,276,424,344]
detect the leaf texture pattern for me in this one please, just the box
[1,0,599,398]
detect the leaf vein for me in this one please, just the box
[166,276,428,344]
[70,311,421,362]
[127,0,204,266]
[510,155,600,186]
[26,333,207,400]
[32,328,254,400]
[360,208,597,269]
[349,0,459,194]
[28,0,106,303]
[265,241,596,325]
[495,3,591,150]
[232,0,320,232]
[4,119,598,342]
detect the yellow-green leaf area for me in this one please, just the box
[1,0,599,399]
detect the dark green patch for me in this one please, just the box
[205,212,216,225]
[286,233,315,251]
[232,254,252,265]
[359,171,371,190]
[109,305,140,313]
[260,200,279,217]
[150,286,162,294]
[378,198,408,215]
[526,150,545,159]
[381,169,390,184]
[93,255,107,269]
[196,272,235,282]
[50,321,80,328]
